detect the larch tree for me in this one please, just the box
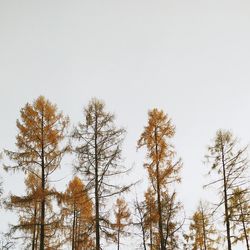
[138,108,182,250]
[188,202,219,250]
[205,130,249,250]
[229,187,250,250]
[4,96,69,250]
[72,98,131,250]
[113,197,131,250]
[61,176,94,250]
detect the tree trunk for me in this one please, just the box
[142,224,147,250]
[35,218,39,250]
[95,114,100,250]
[221,140,232,250]
[40,188,45,250]
[32,205,37,250]
[117,229,120,250]
[240,204,249,250]
[72,207,76,250]
[76,215,81,250]
[242,219,250,250]
[40,112,45,250]
[155,129,165,250]
[149,204,153,250]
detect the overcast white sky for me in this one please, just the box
[0,0,250,249]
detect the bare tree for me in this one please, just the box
[205,130,249,250]
[72,98,131,250]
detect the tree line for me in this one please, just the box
[0,96,249,250]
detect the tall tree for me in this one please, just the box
[229,188,250,250]
[113,197,131,250]
[72,98,130,250]
[61,176,94,250]
[4,96,69,250]
[138,108,182,250]
[205,130,249,250]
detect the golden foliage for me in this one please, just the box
[62,176,94,250]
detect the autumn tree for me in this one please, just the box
[61,176,94,250]
[188,202,219,250]
[138,108,182,250]
[4,96,69,250]
[112,197,131,250]
[72,98,131,250]
[205,130,249,250]
[229,188,250,250]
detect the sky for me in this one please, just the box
[0,0,250,249]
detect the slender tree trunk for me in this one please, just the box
[142,224,147,250]
[72,207,76,250]
[95,113,100,250]
[32,205,37,250]
[35,217,39,250]
[40,111,45,250]
[154,129,165,250]
[240,204,250,250]
[242,219,250,250]
[117,229,120,250]
[76,215,81,250]
[221,140,232,250]
[149,204,153,250]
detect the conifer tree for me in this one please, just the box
[4,96,69,249]
[138,108,182,250]
[72,98,130,250]
[113,197,131,250]
[205,130,249,250]
[61,176,94,250]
